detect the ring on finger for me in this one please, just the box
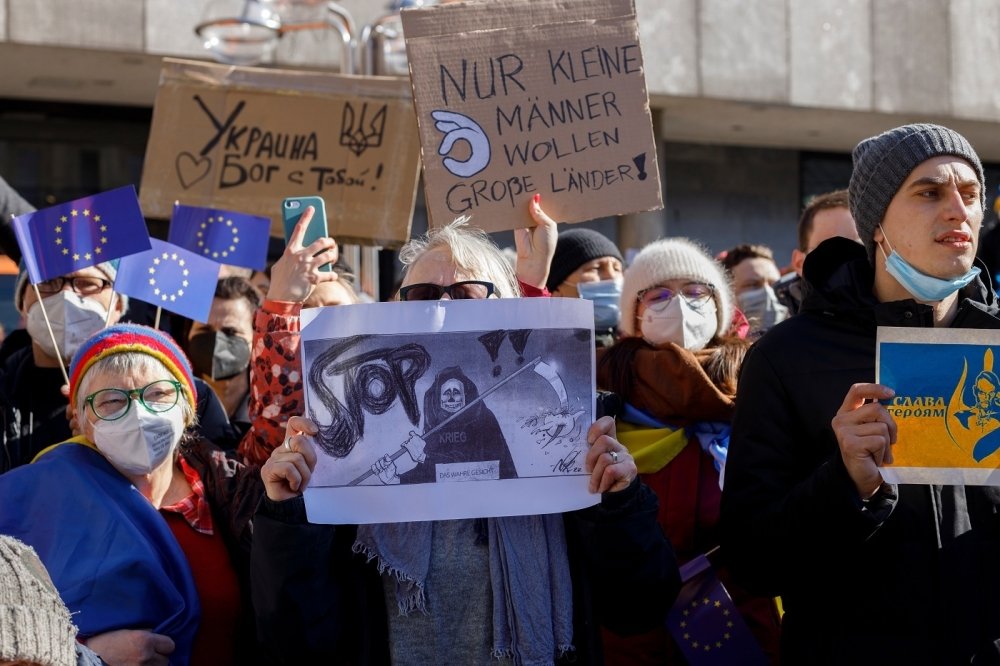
[284,437,293,451]
[609,450,619,464]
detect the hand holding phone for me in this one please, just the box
[282,196,332,272]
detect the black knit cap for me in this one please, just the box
[546,228,623,292]
[849,123,985,263]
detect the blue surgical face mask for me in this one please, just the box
[577,278,623,331]
[878,225,980,303]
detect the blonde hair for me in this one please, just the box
[398,217,520,298]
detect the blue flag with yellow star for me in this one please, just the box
[114,239,220,323]
[665,555,768,666]
[168,204,270,270]
[11,185,151,284]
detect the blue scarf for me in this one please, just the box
[0,442,200,665]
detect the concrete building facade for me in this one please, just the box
[1,0,999,270]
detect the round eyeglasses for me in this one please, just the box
[85,379,183,422]
[637,283,715,309]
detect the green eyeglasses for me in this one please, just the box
[85,379,182,422]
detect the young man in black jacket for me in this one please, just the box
[722,124,1000,665]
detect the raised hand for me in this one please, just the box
[268,206,342,303]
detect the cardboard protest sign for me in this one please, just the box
[299,298,597,524]
[139,58,421,247]
[401,0,662,233]
[877,327,1000,485]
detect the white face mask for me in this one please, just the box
[92,403,186,476]
[640,295,718,351]
[26,291,108,360]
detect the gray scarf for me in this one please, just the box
[354,515,574,665]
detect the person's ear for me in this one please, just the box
[873,225,885,245]
[791,249,806,276]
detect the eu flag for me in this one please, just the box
[115,239,220,323]
[11,185,151,283]
[168,203,270,270]
[665,555,768,666]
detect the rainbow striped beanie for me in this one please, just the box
[69,323,196,412]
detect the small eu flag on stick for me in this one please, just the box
[115,239,220,324]
[665,555,768,666]
[168,203,270,270]
[11,185,151,284]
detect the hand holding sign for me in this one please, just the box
[832,383,897,499]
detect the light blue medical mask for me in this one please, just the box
[878,225,980,303]
[577,278,623,330]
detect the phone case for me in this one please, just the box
[281,196,332,271]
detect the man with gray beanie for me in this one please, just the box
[721,123,1000,663]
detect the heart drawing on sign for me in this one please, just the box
[175,153,212,189]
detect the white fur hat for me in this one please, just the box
[619,238,734,337]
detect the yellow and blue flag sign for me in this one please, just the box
[877,326,1000,485]
[11,185,151,284]
[168,204,270,270]
[114,239,220,323]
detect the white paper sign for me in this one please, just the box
[299,298,598,524]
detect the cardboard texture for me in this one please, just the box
[139,58,421,247]
[402,0,662,233]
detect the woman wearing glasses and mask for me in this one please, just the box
[250,202,680,666]
[595,238,780,664]
[0,324,265,666]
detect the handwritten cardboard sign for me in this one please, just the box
[877,327,1000,485]
[401,0,662,233]
[139,58,421,247]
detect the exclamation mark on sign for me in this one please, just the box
[371,163,384,191]
[633,153,648,181]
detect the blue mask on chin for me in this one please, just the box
[577,278,623,331]
[879,226,980,303]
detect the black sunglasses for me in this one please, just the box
[398,280,496,301]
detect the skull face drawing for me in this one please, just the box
[440,378,466,413]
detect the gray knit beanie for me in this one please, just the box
[619,238,733,338]
[849,123,985,262]
[0,536,77,666]
[546,228,624,292]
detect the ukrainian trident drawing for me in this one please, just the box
[947,347,1000,462]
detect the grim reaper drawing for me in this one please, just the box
[371,366,518,484]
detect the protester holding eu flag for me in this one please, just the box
[0,323,264,666]
[0,187,145,473]
[722,124,1000,663]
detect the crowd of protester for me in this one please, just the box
[0,122,998,666]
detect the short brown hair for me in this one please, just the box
[215,275,262,309]
[798,189,849,252]
[719,244,775,272]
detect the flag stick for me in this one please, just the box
[104,290,117,327]
[154,307,162,330]
[31,283,70,386]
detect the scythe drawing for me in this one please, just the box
[348,357,567,486]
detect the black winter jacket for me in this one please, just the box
[721,238,1000,665]
[251,478,680,665]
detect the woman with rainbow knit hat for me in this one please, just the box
[0,323,264,666]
